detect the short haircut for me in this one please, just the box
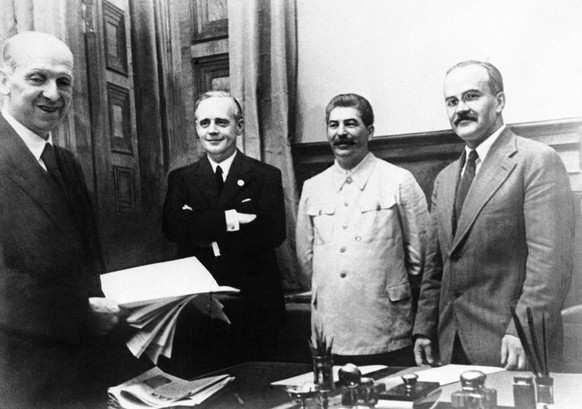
[194,91,243,121]
[325,93,374,127]
[446,60,504,95]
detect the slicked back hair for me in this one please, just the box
[325,93,374,127]
[194,91,243,122]
[446,60,504,95]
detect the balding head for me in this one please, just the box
[1,31,73,74]
[0,31,74,138]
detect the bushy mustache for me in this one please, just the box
[454,111,477,126]
[332,136,356,146]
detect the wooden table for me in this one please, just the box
[174,362,582,408]
[182,361,404,409]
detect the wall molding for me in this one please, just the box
[293,117,582,194]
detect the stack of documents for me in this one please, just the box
[101,256,239,363]
[108,366,234,409]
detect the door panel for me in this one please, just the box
[84,0,153,270]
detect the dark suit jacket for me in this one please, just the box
[0,115,104,342]
[162,151,286,320]
[0,114,109,407]
[414,128,574,366]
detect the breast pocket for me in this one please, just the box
[307,202,336,244]
[384,281,412,302]
[358,196,397,242]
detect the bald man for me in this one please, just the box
[0,31,143,408]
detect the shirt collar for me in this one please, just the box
[332,152,376,192]
[207,149,237,178]
[2,108,53,162]
[468,124,506,162]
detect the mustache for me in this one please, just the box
[454,111,477,126]
[332,136,356,146]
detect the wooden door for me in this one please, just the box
[83,0,166,270]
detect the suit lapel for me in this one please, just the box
[438,159,463,248]
[452,129,518,251]
[0,116,81,242]
[219,151,253,207]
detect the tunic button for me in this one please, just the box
[346,176,352,184]
[339,247,346,253]
[355,236,361,241]
[342,225,348,230]
[340,272,347,278]
[376,205,381,211]
[344,202,349,207]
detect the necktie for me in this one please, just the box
[41,143,66,194]
[453,149,478,234]
[215,165,224,193]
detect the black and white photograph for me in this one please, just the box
[0,0,580,408]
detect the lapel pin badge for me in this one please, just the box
[237,179,245,187]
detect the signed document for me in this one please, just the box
[101,257,239,363]
[101,256,238,307]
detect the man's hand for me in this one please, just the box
[237,212,257,225]
[414,336,437,366]
[87,297,122,336]
[500,334,528,370]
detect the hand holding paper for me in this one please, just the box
[87,297,122,336]
[100,257,239,363]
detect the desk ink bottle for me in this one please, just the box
[451,370,497,409]
[513,376,536,409]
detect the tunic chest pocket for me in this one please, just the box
[384,281,412,302]
[358,195,397,241]
[307,202,336,244]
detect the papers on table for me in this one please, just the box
[271,365,387,386]
[108,366,234,409]
[101,256,239,363]
[377,364,504,391]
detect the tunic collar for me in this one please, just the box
[332,152,376,192]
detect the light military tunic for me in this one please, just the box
[296,153,429,355]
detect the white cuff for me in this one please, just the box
[225,209,240,232]
[211,241,221,257]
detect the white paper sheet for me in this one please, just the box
[271,365,387,386]
[377,364,504,391]
[101,256,238,307]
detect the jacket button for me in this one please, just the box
[339,247,346,253]
[450,252,460,261]
[340,272,347,278]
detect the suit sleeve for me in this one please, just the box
[506,148,574,340]
[413,177,444,341]
[216,166,286,256]
[162,169,228,242]
[398,172,430,278]
[295,181,314,290]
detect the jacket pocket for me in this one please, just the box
[385,281,412,302]
[358,196,397,241]
[307,202,336,244]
